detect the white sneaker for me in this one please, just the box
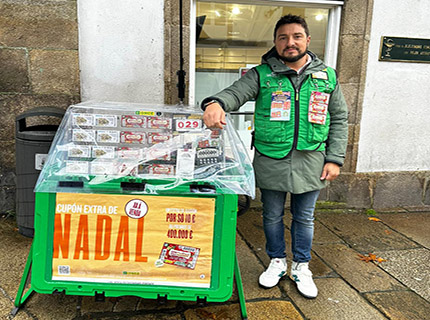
[259,258,287,288]
[290,261,318,298]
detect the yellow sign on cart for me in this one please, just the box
[52,193,216,288]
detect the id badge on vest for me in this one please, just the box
[308,91,330,125]
[270,91,291,121]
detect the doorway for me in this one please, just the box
[191,1,343,157]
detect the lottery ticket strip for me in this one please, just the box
[12,102,255,319]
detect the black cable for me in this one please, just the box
[177,0,186,104]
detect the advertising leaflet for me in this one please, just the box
[53,193,215,288]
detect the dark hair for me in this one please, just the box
[273,14,310,39]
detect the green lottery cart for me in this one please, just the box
[13,102,255,319]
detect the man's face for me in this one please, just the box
[274,23,310,63]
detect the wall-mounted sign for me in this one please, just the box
[379,36,430,63]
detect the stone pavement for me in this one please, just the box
[1,204,429,320]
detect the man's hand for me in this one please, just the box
[320,162,340,181]
[202,103,226,129]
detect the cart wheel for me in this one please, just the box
[237,195,251,216]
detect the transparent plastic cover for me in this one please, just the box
[35,101,255,198]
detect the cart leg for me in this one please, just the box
[234,253,248,320]
[11,243,34,317]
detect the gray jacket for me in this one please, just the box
[202,48,348,193]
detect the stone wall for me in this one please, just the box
[162,0,430,211]
[0,0,80,213]
[317,0,374,206]
[325,172,430,211]
[336,0,372,174]
[321,0,430,211]
[164,0,191,105]
[1,0,428,213]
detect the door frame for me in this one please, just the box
[188,0,344,105]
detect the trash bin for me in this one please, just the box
[15,106,65,237]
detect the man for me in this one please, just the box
[201,14,348,299]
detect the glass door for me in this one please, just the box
[192,1,341,158]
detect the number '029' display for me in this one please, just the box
[176,119,202,131]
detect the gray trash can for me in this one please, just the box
[15,107,65,237]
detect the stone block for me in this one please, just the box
[308,251,336,278]
[0,140,16,170]
[313,243,404,293]
[326,173,371,207]
[25,293,79,320]
[0,93,79,141]
[163,27,173,104]
[0,187,15,214]
[163,0,172,26]
[349,142,359,173]
[29,49,80,95]
[378,212,430,248]
[235,235,282,300]
[136,298,177,311]
[112,296,140,312]
[347,124,355,146]
[0,171,16,186]
[0,218,32,296]
[364,291,430,320]
[0,293,32,320]
[313,220,346,245]
[237,207,267,263]
[404,205,430,212]
[317,187,328,201]
[282,278,386,320]
[165,0,190,27]
[0,48,30,93]
[337,35,364,84]
[424,176,430,205]
[352,124,360,144]
[328,173,350,202]
[316,212,419,252]
[340,83,359,124]
[374,248,430,301]
[184,301,303,320]
[80,295,115,314]
[246,300,303,320]
[341,144,353,173]
[130,314,181,320]
[341,0,368,35]
[373,173,423,209]
[0,0,78,49]
[347,174,372,208]
[355,81,366,122]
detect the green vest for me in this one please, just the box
[253,64,337,159]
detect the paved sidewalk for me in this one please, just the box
[1,204,429,319]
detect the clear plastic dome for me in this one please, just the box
[35,101,255,198]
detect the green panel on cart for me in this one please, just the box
[31,184,238,302]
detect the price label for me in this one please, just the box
[176,119,202,132]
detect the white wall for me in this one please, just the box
[356,0,430,172]
[78,0,164,104]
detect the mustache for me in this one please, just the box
[284,46,299,50]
